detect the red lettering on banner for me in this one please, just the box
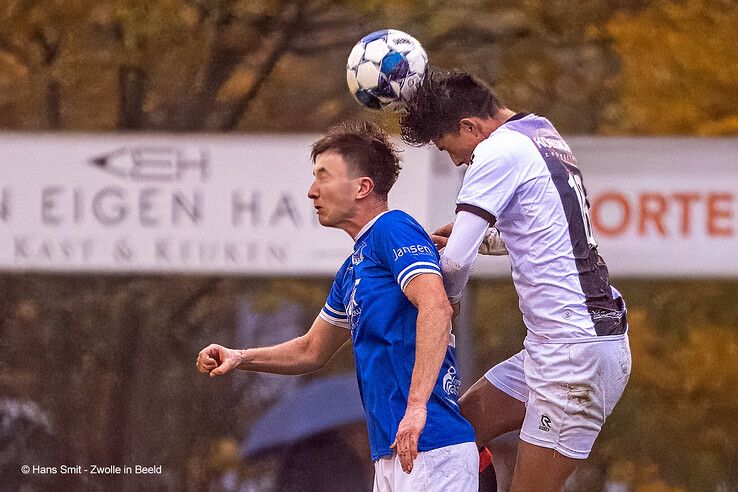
[672,192,700,236]
[590,190,735,238]
[707,192,734,236]
[639,193,668,237]
[591,192,630,236]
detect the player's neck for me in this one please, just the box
[344,201,389,240]
[489,108,517,131]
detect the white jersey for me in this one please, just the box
[456,113,626,342]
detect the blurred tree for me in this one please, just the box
[0,0,372,131]
[596,281,738,490]
[607,0,738,135]
[0,274,346,491]
[425,0,618,133]
[0,0,661,133]
[0,0,94,128]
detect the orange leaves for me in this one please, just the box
[607,0,738,135]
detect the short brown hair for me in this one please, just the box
[400,67,506,145]
[311,121,402,200]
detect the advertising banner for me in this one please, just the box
[0,134,433,274]
[1,134,735,277]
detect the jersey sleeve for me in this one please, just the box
[456,136,523,222]
[377,216,442,292]
[319,261,350,330]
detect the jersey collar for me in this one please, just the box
[353,210,390,243]
[504,112,529,123]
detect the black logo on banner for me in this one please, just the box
[89,147,209,182]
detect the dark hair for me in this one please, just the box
[400,67,506,145]
[311,121,402,200]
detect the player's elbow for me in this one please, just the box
[440,254,473,278]
[440,255,472,302]
[421,297,454,325]
[300,335,331,372]
[439,300,454,324]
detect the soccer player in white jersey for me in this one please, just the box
[196,121,479,491]
[400,69,632,491]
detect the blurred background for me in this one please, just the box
[1,1,737,491]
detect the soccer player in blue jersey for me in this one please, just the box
[196,121,479,491]
[399,69,632,492]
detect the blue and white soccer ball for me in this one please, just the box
[346,29,428,111]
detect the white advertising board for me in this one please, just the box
[1,134,736,277]
[0,134,433,275]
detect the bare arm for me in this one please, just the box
[391,272,454,473]
[196,316,351,377]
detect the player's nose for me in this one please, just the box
[307,181,319,199]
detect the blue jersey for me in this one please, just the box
[319,210,475,460]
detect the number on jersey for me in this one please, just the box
[568,172,597,248]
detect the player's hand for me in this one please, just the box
[196,344,244,377]
[478,227,509,256]
[430,222,453,250]
[390,404,427,473]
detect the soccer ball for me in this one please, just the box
[346,29,428,111]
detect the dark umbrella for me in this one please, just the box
[242,373,365,457]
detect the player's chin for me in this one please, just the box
[316,214,334,227]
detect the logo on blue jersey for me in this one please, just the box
[347,278,362,332]
[391,244,434,262]
[442,366,461,397]
[352,242,367,265]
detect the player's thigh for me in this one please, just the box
[511,440,578,492]
[460,375,526,446]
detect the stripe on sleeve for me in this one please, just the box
[455,203,496,225]
[396,261,441,287]
[319,310,350,329]
[323,303,346,317]
[399,267,443,291]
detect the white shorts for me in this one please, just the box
[485,335,631,459]
[373,442,479,492]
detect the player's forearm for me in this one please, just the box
[441,211,490,302]
[237,336,326,375]
[407,302,453,409]
[439,256,472,304]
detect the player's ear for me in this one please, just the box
[459,117,479,135]
[356,177,375,199]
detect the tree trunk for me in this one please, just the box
[45,79,62,129]
[118,66,148,130]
